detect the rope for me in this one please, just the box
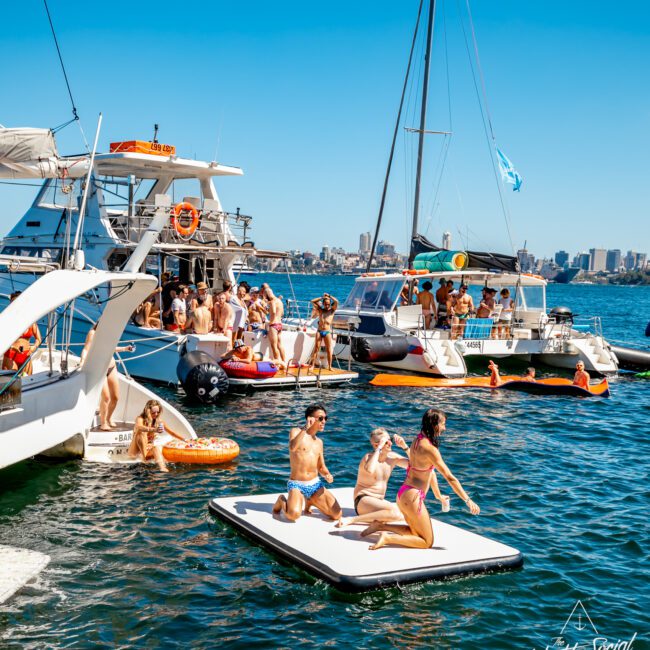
[284,259,301,321]
[43,0,89,150]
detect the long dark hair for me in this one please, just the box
[421,408,445,448]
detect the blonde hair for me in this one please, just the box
[370,427,389,442]
[139,399,162,425]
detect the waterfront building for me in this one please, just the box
[576,252,591,271]
[320,245,330,262]
[442,231,452,249]
[376,240,396,257]
[589,248,607,272]
[517,248,535,273]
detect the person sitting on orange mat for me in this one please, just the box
[573,360,590,389]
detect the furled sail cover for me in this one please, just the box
[411,234,519,273]
[0,127,60,179]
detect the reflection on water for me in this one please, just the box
[1,283,649,648]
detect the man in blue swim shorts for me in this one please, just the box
[273,403,342,523]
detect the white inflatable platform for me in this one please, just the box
[208,487,523,591]
[0,544,50,604]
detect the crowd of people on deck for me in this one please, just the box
[400,278,515,340]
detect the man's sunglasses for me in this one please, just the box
[317,415,328,422]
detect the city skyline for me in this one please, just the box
[2,1,650,256]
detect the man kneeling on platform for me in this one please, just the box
[220,339,261,364]
[273,404,342,523]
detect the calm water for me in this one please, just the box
[1,277,649,649]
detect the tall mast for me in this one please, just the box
[408,0,436,269]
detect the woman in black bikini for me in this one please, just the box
[365,408,480,550]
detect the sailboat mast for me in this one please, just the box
[408,0,436,269]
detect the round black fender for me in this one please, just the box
[176,350,229,403]
[609,344,650,372]
[351,336,410,363]
[645,321,650,337]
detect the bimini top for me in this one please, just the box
[356,270,547,287]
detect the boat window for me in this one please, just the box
[36,178,79,210]
[342,279,403,311]
[519,285,545,311]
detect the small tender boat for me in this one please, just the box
[163,437,239,465]
[370,373,610,397]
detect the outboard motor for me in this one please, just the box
[176,350,229,403]
[549,306,574,325]
[351,336,410,363]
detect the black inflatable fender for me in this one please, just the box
[176,349,229,403]
[351,335,410,363]
[645,321,650,337]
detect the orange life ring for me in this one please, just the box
[162,436,239,464]
[171,202,200,237]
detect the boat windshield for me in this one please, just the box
[342,278,404,311]
[517,285,545,311]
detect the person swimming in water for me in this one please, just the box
[363,409,479,550]
[488,360,535,387]
[272,404,342,523]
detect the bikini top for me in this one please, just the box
[406,433,435,478]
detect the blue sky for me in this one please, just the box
[2,1,649,259]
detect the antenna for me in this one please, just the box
[152,124,159,143]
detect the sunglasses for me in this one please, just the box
[317,415,328,422]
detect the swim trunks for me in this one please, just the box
[287,477,323,500]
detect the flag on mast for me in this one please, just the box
[496,148,523,192]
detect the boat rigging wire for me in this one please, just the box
[366,0,425,272]
[457,0,516,254]
[43,0,89,149]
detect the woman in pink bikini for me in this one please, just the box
[365,408,480,550]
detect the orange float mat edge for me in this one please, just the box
[162,437,240,464]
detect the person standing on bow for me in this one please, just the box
[309,293,338,371]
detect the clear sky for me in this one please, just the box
[2,1,649,259]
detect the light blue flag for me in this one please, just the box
[496,148,523,191]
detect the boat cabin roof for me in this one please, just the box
[356,270,547,287]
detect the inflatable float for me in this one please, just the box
[208,487,522,592]
[370,373,610,397]
[163,436,239,464]
[219,359,278,380]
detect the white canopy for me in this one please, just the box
[0,127,62,179]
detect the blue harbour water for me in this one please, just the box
[1,276,649,648]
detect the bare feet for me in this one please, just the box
[158,466,170,473]
[369,532,388,550]
[108,420,118,428]
[99,424,111,431]
[336,517,352,528]
[272,495,286,515]
[360,521,382,538]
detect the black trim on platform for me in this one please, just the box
[207,499,524,592]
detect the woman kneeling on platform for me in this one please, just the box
[128,399,185,472]
[365,408,480,550]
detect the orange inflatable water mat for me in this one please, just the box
[109,140,176,156]
[370,374,610,397]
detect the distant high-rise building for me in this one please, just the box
[624,250,637,271]
[554,250,569,267]
[517,248,535,272]
[589,248,607,272]
[376,240,396,257]
[442,231,452,249]
[577,252,591,271]
[320,245,330,262]
[636,252,647,271]
[359,232,371,255]
[606,249,622,273]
